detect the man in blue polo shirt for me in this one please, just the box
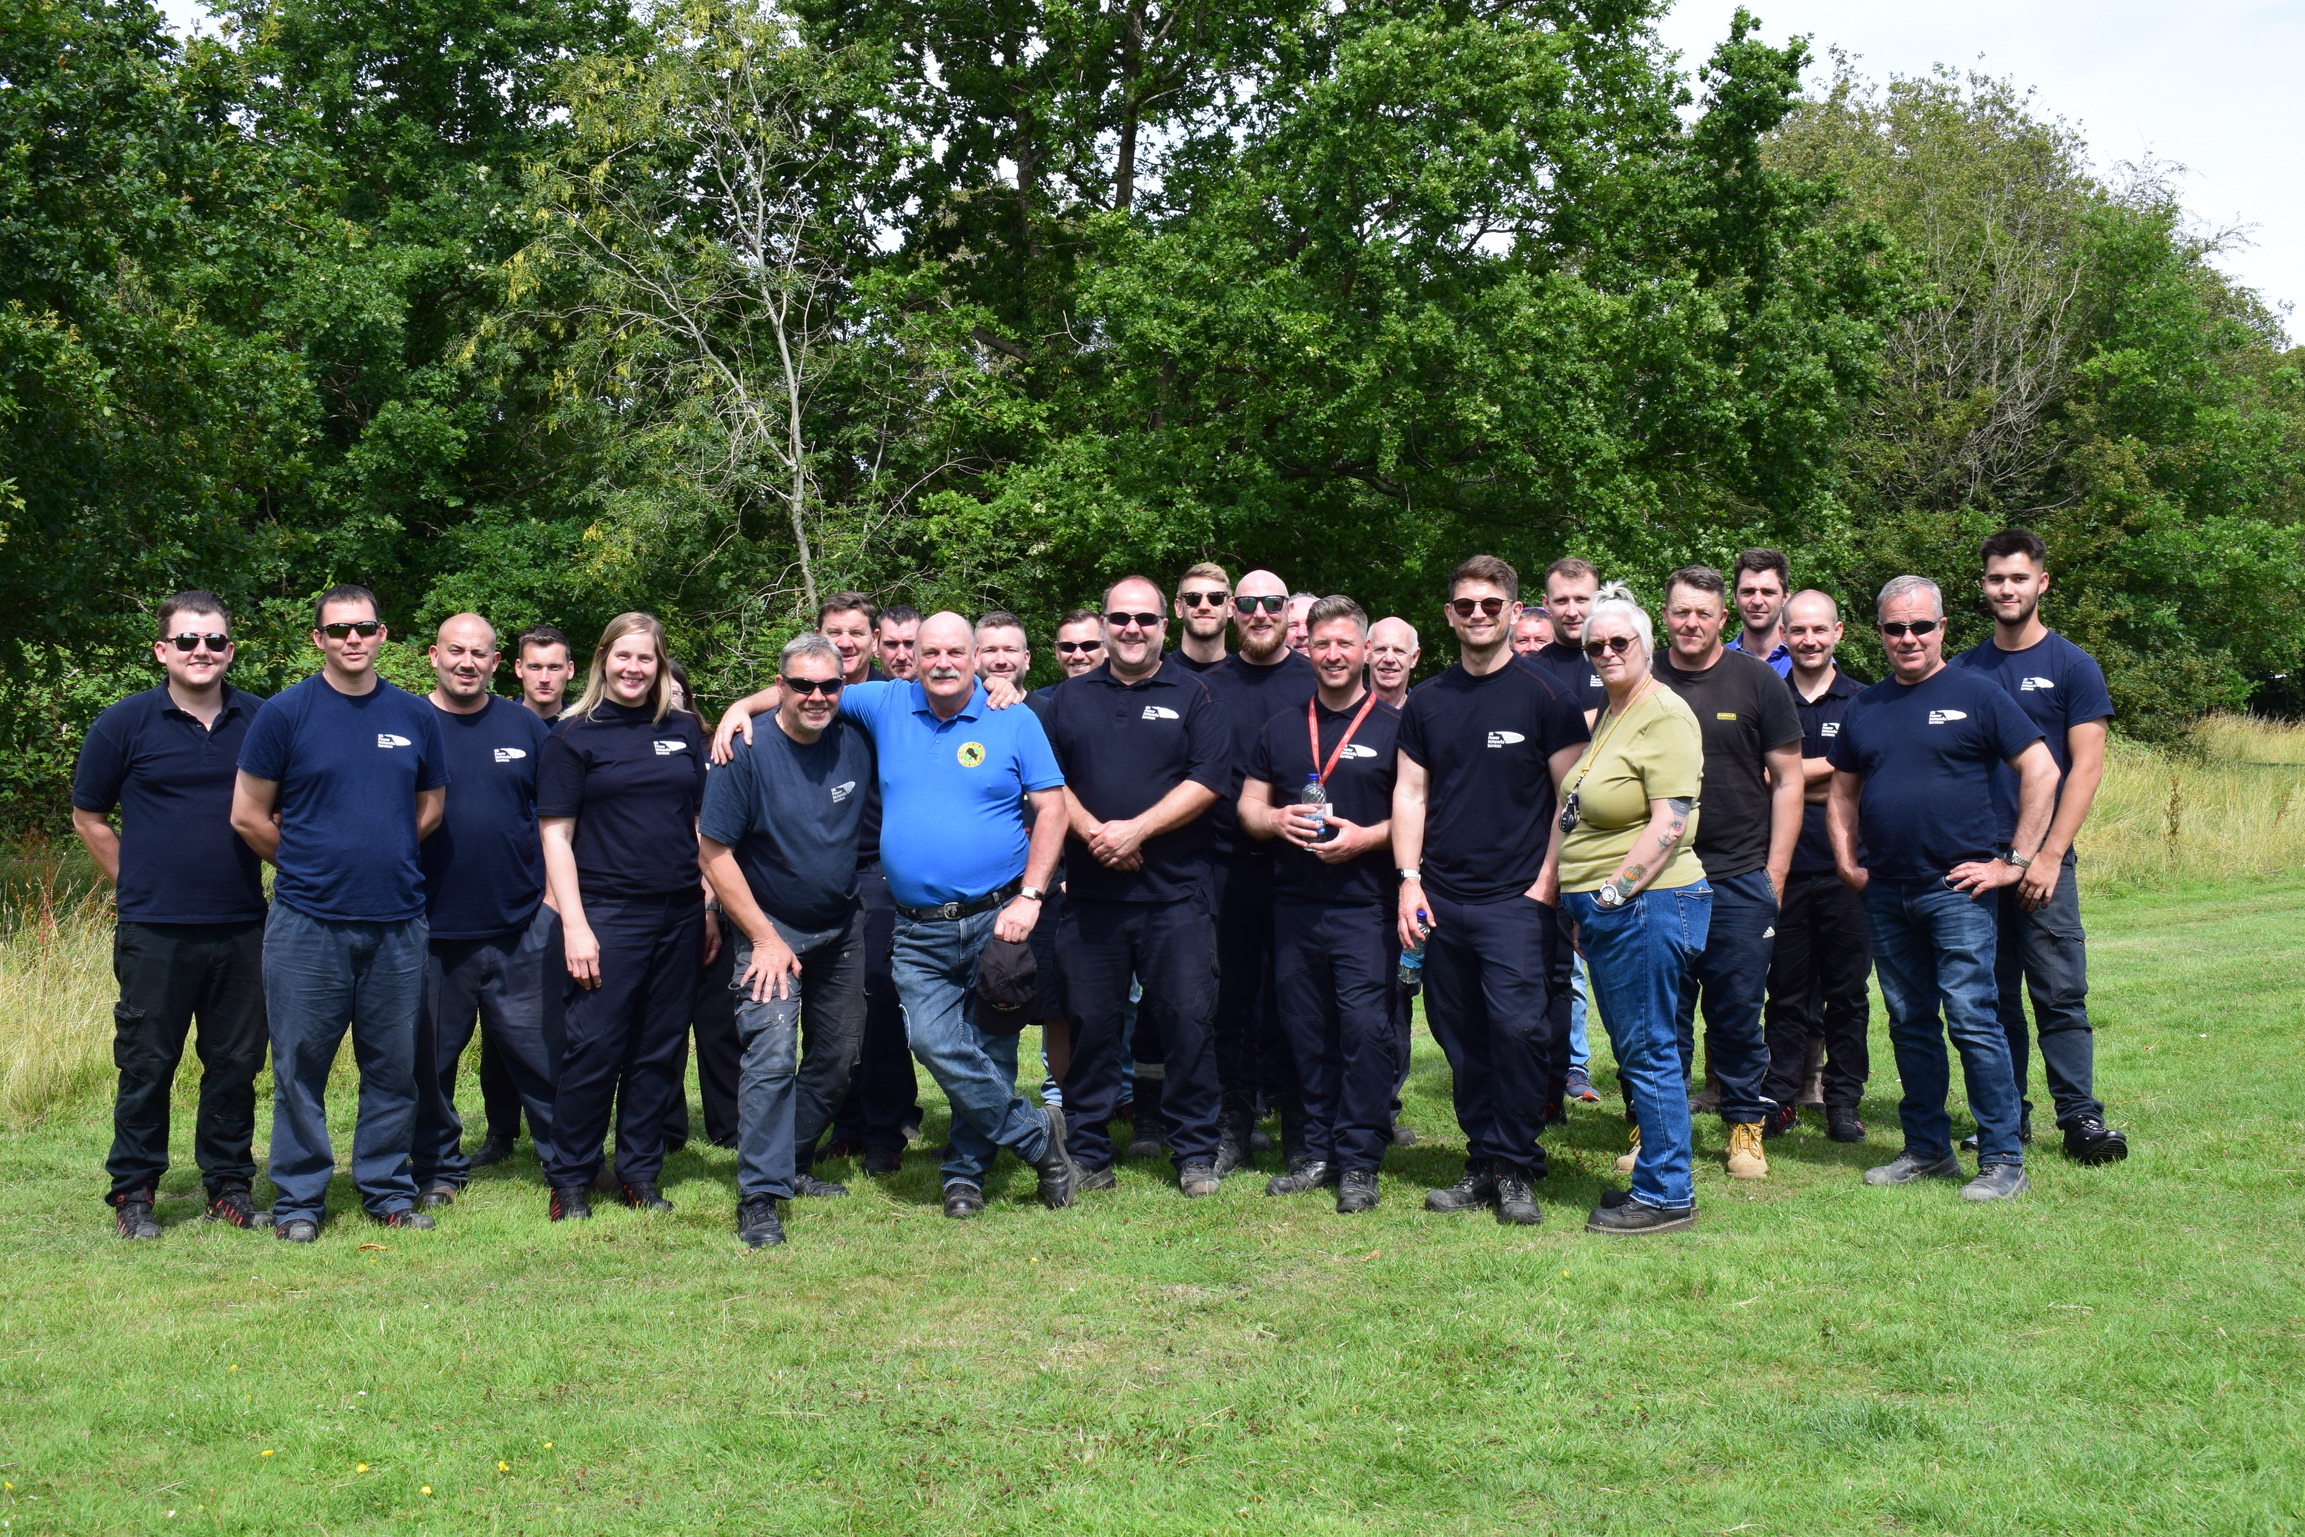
[73,590,272,1239]
[1828,575,2056,1202]
[409,614,556,1208]
[233,584,448,1241]
[836,611,1078,1218]
[1727,549,1795,677]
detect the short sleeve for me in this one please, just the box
[1637,712,1704,801]
[237,697,293,781]
[1986,688,2046,762]
[535,732,587,818]
[1011,709,1064,792]
[685,714,709,798]
[697,742,754,847]
[1542,686,1593,757]
[1182,684,1230,794]
[414,701,451,792]
[1245,716,1280,787]
[1754,669,1803,752]
[1396,695,1430,769]
[70,710,130,813]
[2068,652,2115,725]
[837,680,900,728]
[1826,711,1861,774]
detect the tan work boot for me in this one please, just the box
[1726,1122,1768,1179]
[1615,1125,1640,1174]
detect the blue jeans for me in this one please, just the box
[731,910,868,1200]
[1864,878,2023,1166]
[1672,868,1776,1122]
[890,908,1051,1188]
[263,903,428,1225]
[1569,960,1591,1071]
[1567,883,1711,1209]
[1995,851,2101,1124]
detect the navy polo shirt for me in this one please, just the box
[838,679,1064,908]
[1788,667,1865,874]
[238,674,450,923]
[852,664,890,870]
[1953,631,2115,845]
[1246,692,1402,906]
[699,715,875,928]
[1397,660,1591,903]
[420,697,553,940]
[1036,656,1229,903]
[72,685,269,924]
[1827,665,2044,880]
[1201,649,1318,855]
[536,703,709,899]
[1520,643,1606,711]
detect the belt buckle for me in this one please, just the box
[938,901,961,921]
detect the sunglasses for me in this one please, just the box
[1234,595,1287,615]
[1449,597,1508,618]
[167,633,231,653]
[782,675,845,696]
[1582,635,1636,657]
[1177,591,1228,609]
[1878,620,1942,638]
[1055,640,1101,655]
[320,620,382,639]
[1105,611,1163,630]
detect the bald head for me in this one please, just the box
[1234,567,1289,661]
[1786,589,1839,625]
[429,612,500,710]
[1368,615,1420,702]
[1783,588,1844,682]
[917,611,978,714]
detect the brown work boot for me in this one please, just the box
[1726,1122,1769,1180]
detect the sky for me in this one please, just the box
[154,0,2302,334]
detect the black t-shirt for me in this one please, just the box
[71,685,269,925]
[1788,668,1864,875]
[421,697,554,939]
[1653,648,1803,879]
[1035,656,1227,903]
[1246,693,1401,906]
[1171,649,1227,674]
[1396,661,1590,903]
[1827,666,2044,880]
[1201,649,1319,855]
[536,703,709,898]
[1520,643,1605,713]
[698,716,874,929]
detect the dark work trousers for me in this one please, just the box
[1272,901,1398,1173]
[731,909,869,1201]
[105,919,268,1204]
[412,905,564,1189]
[1060,894,1220,1171]
[1995,852,2103,1125]
[543,891,704,1191]
[1389,972,1414,1116]
[1762,871,1872,1111]
[1672,867,1777,1124]
[1212,852,1292,1116]
[829,867,919,1155]
[477,1034,522,1146]
[1421,892,1558,1177]
[669,911,742,1148]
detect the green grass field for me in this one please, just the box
[3,877,2301,1535]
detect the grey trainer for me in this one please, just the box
[1960,1164,2030,1202]
[1863,1151,1963,1186]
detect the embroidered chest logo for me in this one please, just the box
[493,747,528,763]
[2020,676,2056,691]
[1716,712,1738,721]
[1927,710,1968,726]
[1337,744,1378,759]
[376,734,412,749]
[653,739,689,756]
[1142,705,1180,721]
[957,741,987,767]
[1486,730,1525,748]
[1819,722,1841,738]
[830,780,856,803]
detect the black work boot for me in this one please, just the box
[619,1181,673,1212]
[1031,1105,1079,1209]
[114,1188,162,1241]
[418,1181,458,1211]
[1585,1193,1696,1235]
[375,1209,436,1230]
[1126,1072,1167,1158]
[469,1135,515,1169]
[1178,1160,1220,1198]
[736,1197,786,1249]
[1493,1170,1543,1226]
[1826,1107,1866,1143]
[1213,1093,1256,1177]
[549,1186,593,1222]
[942,1181,984,1219]
[2060,1114,2129,1166]
[1263,1158,1334,1196]
[205,1183,274,1229]
[1277,1091,1308,1170]
[1335,1169,1379,1213]
[791,1172,849,1198]
[1425,1167,1498,1213]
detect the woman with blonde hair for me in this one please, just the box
[535,613,717,1220]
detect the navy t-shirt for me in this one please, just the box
[1520,643,1605,713]
[536,703,709,899]
[1246,693,1402,906]
[1201,649,1319,854]
[1035,656,1228,903]
[1396,661,1591,903]
[420,697,552,940]
[1171,650,1227,674]
[1827,666,2045,880]
[72,685,269,924]
[698,716,873,929]
[853,664,890,870]
[238,675,450,922]
[1788,668,1864,874]
[1953,632,2115,844]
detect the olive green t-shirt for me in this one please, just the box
[1559,685,1708,893]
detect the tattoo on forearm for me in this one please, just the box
[1666,797,1693,817]
[1657,822,1683,847]
[1622,862,1647,882]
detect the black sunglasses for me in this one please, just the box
[1055,640,1101,654]
[1105,611,1163,630]
[782,675,845,695]
[1582,635,1636,657]
[167,632,231,653]
[1879,619,1942,638]
[320,620,381,639]
[1450,597,1508,618]
[1177,591,1227,608]
[1234,594,1287,615]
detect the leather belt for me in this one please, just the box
[894,879,1022,923]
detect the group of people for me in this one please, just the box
[74,528,2128,1249]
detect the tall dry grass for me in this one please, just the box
[2082,716,2305,889]
[0,837,120,1126]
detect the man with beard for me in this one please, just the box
[1171,564,1232,672]
[1728,549,1795,677]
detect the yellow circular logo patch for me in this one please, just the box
[957,741,987,768]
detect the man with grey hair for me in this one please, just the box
[699,632,877,1246]
[1367,617,1419,709]
[1285,592,1317,657]
[1827,574,2057,1202]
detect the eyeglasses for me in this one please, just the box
[1449,597,1508,618]
[1582,635,1636,657]
[1233,595,1287,615]
[782,675,845,696]
[1177,591,1227,609]
[1878,619,1942,638]
[1105,611,1163,630]
[167,633,231,653]
[320,621,381,639]
[1055,641,1101,655]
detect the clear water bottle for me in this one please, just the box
[1299,774,1334,842]
[1398,908,1429,991]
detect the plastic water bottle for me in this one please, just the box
[1398,909,1430,991]
[1299,774,1334,842]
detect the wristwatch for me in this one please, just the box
[1595,879,1629,909]
[2005,852,2033,870]
[1397,867,1422,882]
[1019,885,1046,902]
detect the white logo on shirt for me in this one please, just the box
[1142,705,1180,721]
[1587,676,1604,688]
[377,734,412,749]
[1928,710,1968,726]
[830,780,856,803]
[2020,676,2056,691]
[1487,730,1526,748]
[1820,722,1841,738]
[493,747,528,763]
[654,739,689,756]
[1338,744,1378,759]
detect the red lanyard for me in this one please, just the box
[1308,690,1380,787]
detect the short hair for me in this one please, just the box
[1587,597,1655,655]
[1449,554,1519,601]
[975,610,1026,640]
[312,583,379,629]
[1543,557,1598,589]
[780,632,843,673]
[1056,607,1101,632]
[1176,562,1230,592]
[1103,573,1161,610]
[1876,575,1944,620]
[570,611,679,724]
[879,603,923,632]
[1664,565,1727,604]
[158,590,231,636]
[515,624,570,659]
[1733,548,1791,588]
[1980,527,2048,568]
[1290,590,1316,605]
[1305,595,1368,635]
[818,590,878,628]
